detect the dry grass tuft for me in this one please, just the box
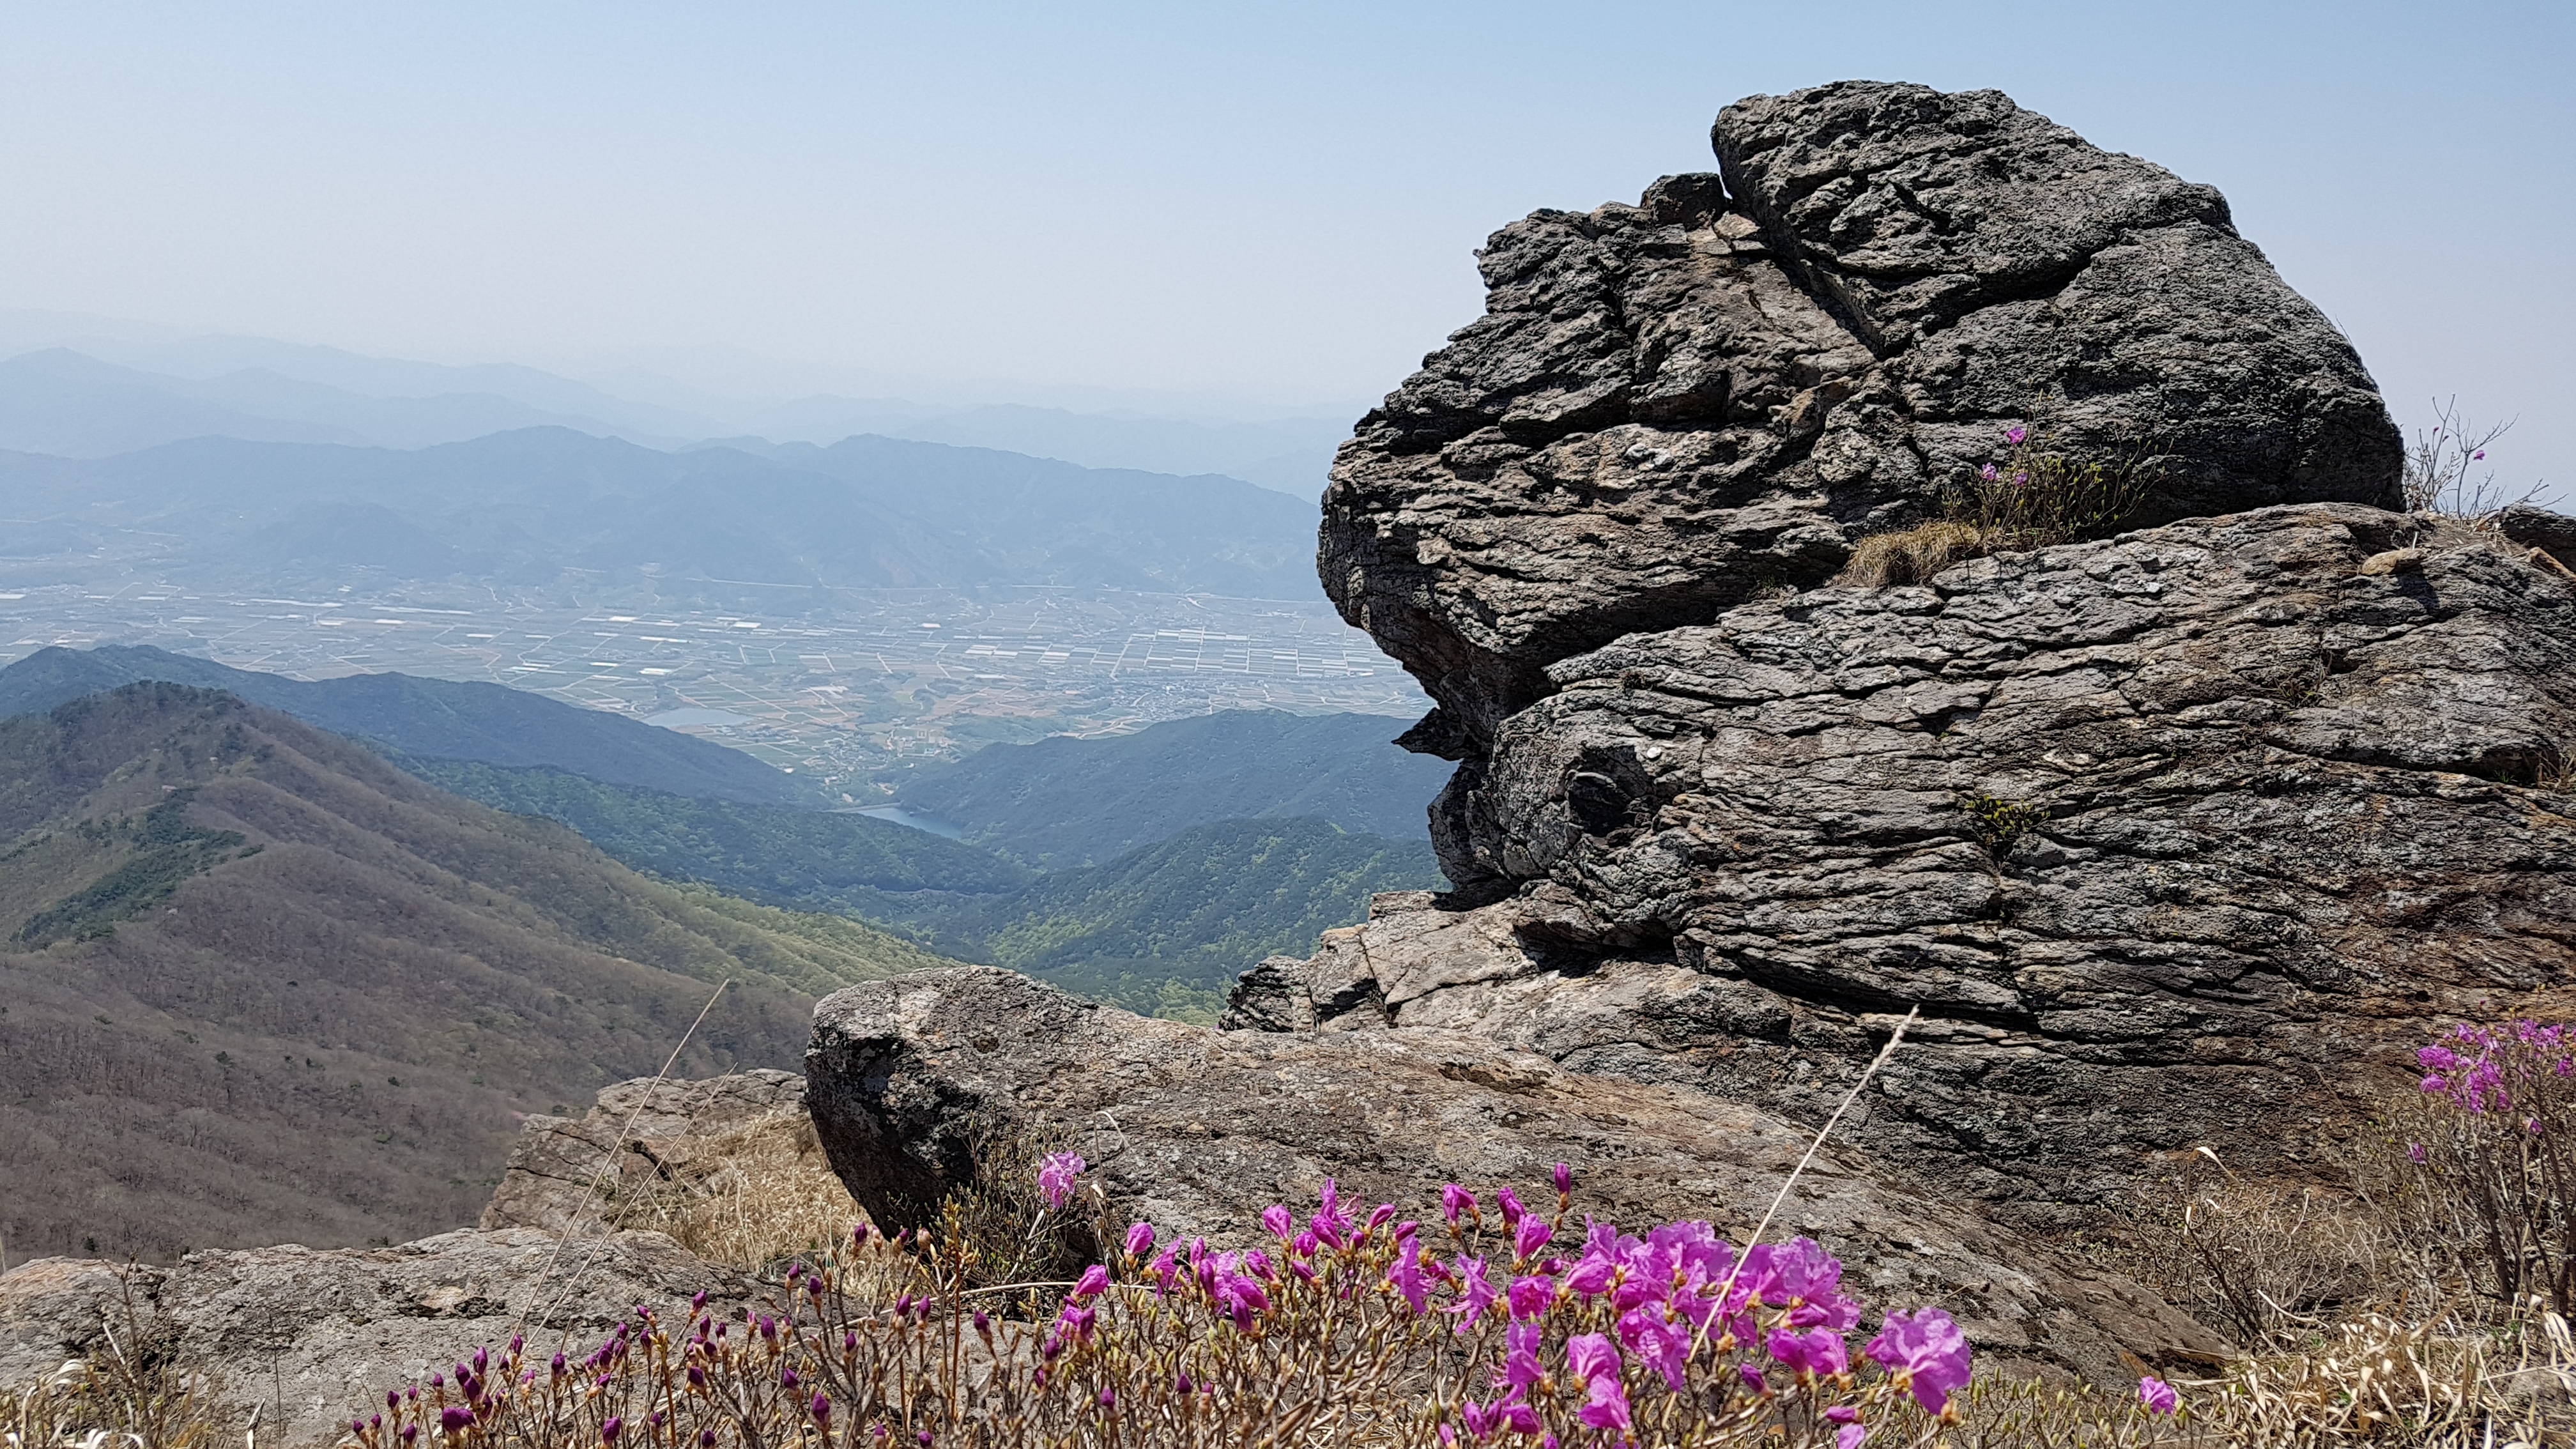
[604,1110,868,1272]
[1837,519,1984,587]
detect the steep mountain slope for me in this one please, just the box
[0,646,806,804]
[0,684,953,1263]
[894,710,1452,866]
[0,425,1321,597]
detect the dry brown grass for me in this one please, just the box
[604,1110,869,1272]
[1836,519,1985,587]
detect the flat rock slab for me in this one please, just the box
[481,1070,807,1237]
[806,965,2225,1389]
[0,1229,747,1449]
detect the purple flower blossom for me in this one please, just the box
[2139,1375,2178,1416]
[1446,1255,1502,1333]
[809,1393,831,1422]
[438,1407,474,1435]
[1553,1162,1573,1195]
[1123,1222,1154,1258]
[1619,1307,1693,1392]
[1037,1151,1085,1210]
[1498,1322,1549,1393]
[1495,1187,1526,1229]
[1310,1178,1355,1247]
[1261,1204,1293,1239]
[1388,1236,1434,1314]
[600,1417,622,1445]
[1837,1425,1867,1449]
[2005,425,2027,445]
[1866,1307,1973,1414]
[1567,1333,1630,1433]
[1442,1184,1476,1225]
[1507,1274,1554,1322]
[1514,1216,1553,1263]
[1766,1326,1850,1379]
[1071,1264,1110,1302]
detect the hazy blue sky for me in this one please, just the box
[3,1,2569,490]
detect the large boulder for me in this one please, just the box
[805,965,2226,1387]
[1252,506,2576,1226]
[0,1230,747,1449]
[1321,81,2402,756]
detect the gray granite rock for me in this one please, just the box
[807,965,2227,1388]
[1254,505,2576,1227]
[0,1230,748,1449]
[1321,81,2402,756]
[480,1070,807,1238]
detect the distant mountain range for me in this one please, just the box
[896,709,1450,866]
[0,645,807,804]
[0,332,1349,494]
[0,427,1322,597]
[0,683,954,1262]
[0,647,1452,1028]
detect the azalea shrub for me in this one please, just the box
[2385,1019,2576,1317]
[346,1160,2009,1449]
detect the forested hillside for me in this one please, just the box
[896,709,1450,866]
[0,684,954,1263]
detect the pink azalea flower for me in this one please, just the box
[1446,1255,1502,1334]
[1514,1216,1554,1263]
[1765,1326,1850,1379]
[1618,1306,1692,1392]
[1036,1152,1084,1210]
[1387,1236,1434,1314]
[1567,1333,1630,1433]
[1865,1308,1972,1414]
[2004,425,2027,445]
[2138,1375,2177,1416]
[1442,1184,1477,1225]
[1261,1205,1294,1239]
[1070,1265,1109,1302]
[1123,1222,1154,1259]
[1508,1275,1555,1322]
[1496,1322,1549,1393]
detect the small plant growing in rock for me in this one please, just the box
[2402,398,2535,518]
[1963,793,2047,861]
[1839,426,2156,587]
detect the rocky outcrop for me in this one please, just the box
[1321,81,2402,757]
[0,1230,747,1449]
[806,965,2227,1387]
[1299,77,2568,1232]
[1257,505,2576,1225]
[480,1070,808,1237]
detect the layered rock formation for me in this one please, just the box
[1289,80,2575,1227]
[804,966,2224,1385]
[1323,81,2403,758]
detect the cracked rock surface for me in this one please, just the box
[0,1230,747,1449]
[480,1070,808,1238]
[1321,81,2402,753]
[806,965,2226,1388]
[1247,506,2576,1226]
